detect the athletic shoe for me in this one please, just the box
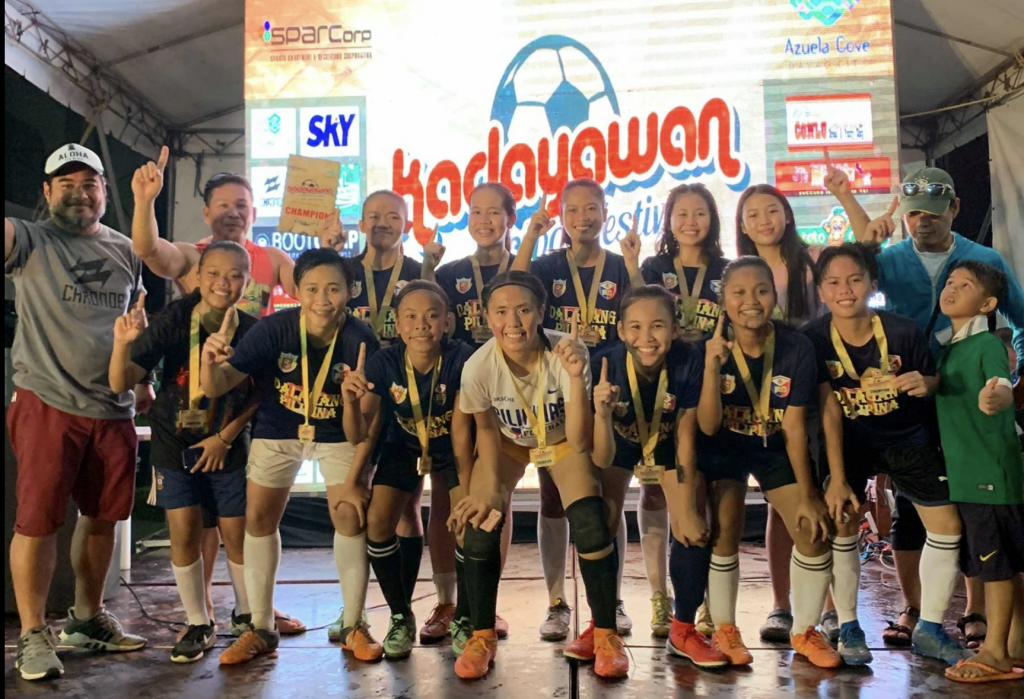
[912,621,971,665]
[564,622,596,662]
[16,626,63,681]
[540,599,573,641]
[420,604,456,644]
[615,600,633,636]
[171,624,215,664]
[274,611,306,636]
[837,621,873,665]
[495,614,510,640]
[759,609,793,643]
[593,628,629,679]
[666,619,729,668]
[650,593,673,638]
[711,623,754,666]
[450,617,473,658]
[219,628,279,666]
[328,608,367,643]
[230,609,253,637]
[341,624,384,662]
[820,610,840,644]
[454,631,497,680]
[382,613,416,660]
[695,600,715,637]
[60,607,147,652]
[792,626,843,668]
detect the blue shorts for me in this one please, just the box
[702,450,798,493]
[154,465,247,519]
[372,448,460,494]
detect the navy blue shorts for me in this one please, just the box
[958,503,1024,582]
[703,451,798,493]
[372,449,460,494]
[154,465,247,519]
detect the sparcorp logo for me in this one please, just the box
[300,106,361,158]
[262,20,371,46]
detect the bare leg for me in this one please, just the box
[201,527,220,619]
[947,579,1015,679]
[766,505,793,613]
[11,533,58,635]
[71,516,117,620]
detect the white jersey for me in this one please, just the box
[459,330,592,447]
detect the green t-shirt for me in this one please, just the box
[936,332,1024,505]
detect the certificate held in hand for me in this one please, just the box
[278,155,340,236]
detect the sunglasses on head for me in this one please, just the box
[902,182,955,199]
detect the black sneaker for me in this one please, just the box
[60,607,146,652]
[171,624,215,664]
[230,609,254,637]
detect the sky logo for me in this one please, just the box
[299,106,361,158]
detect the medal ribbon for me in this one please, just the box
[299,314,340,427]
[626,352,668,466]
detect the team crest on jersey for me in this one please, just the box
[663,393,677,412]
[720,374,736,394]
[772,376,792,398]
[826,360,844,379]
[331,363,350,384]
[456,278,473,294]
[350,281,362,298]
[278,353,298,373]
[662,272,679,290]
[552,279,567,298]
[614,401,630,417]
[886,355,902,373]
[710,280,723,295]
[434,383,447,406]
[599,281,617,300]
[390,382,409,404]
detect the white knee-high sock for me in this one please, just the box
[434,572,457,606]
[830,535,860,626]
[335,532,369,629]
[920,531,961,624]
[708,553,740,625]
[172,558,211,627]
[790,550,833,634]
[244,531,281,631]
[639,505,668,597]
[616,510,627,600]
[227,559,250,615]
[538,514,569,604]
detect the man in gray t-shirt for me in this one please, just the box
[5,144,148,681]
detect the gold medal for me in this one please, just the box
[831,314,894,402]
[578,326,601,347]
[406,351,442,479]
[416,455,433,476]
[626,351,669,470]
[363,250,404,339]
[673,257,708,331]
[634,462,664,485]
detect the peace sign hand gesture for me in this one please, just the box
[342,342,374,405]
[132,146,169,204]
[593,357,620,418]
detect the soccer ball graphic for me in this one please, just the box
[490,35,620,144]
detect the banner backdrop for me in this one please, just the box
[245,0,899,262]
[988,97,1024,284]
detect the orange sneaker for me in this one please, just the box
[792,626,842,668]
[454,631,498,680]
[420,604,456,644]
[274,611,306,636]
[711,623,754,666]
[495,614,510,639]
[564,622,596,662]
[668,620,729,668]
[341,625,384,663]
[219,629,278,666]
[593,628,629,679]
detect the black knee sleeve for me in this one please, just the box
[463,521,503,561]
[566,496,612,556]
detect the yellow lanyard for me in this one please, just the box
[730,327,776,446]
[471,251,510,307]
[625,352,668,466]
[495,344,548,448]
[672,257,708,329]
[189,304,237,409]
[363,252,404,337]
[565,248,606,327]
[405,351,442,461]
[830,314,889,380]
[299,314,340,426]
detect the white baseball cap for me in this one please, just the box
[44,144,105,177]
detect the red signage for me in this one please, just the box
[774,156,892,196]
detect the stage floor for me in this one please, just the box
[3,543,1002,698]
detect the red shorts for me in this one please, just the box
[7,389,138,537]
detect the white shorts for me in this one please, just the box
[247,439,356,489]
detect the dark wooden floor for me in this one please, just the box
[3,543,1006,698]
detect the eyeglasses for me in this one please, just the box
[902,182,955,199]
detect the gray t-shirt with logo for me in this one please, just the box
[5,218,145,419]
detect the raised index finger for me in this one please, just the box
[357,342,366,371]
[823,147,833,170]
[156,145,170,172]
[886,194,899,218]
[714,312,725,338]
[428,224,438,245]
[135,291,147,311]
[540,191,548,215]
[220,305,235,334]
[600,357,608,384]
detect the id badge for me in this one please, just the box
[298,424,316,444]
[677,327,703,344]
[861,374,897,401]
[530,446,557,469]
[480,509,503,533]
[178,409,207,430]
[417,455,433,476]
[472,325,494,342]
[635,463,663,486]
[578,327,601,348]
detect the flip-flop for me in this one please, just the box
[945,659,1024,684]
[275,612,307,636]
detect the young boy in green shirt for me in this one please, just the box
[936,260,1024,684]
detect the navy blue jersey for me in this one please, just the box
[698,325,817,458]
[803,311,938,448]
[593,341,703,469]
[228,308,379,443]
[435,256,508,348]
[641,254,729,335]
[366,339,475,464]
[131,291,257,471]
[530,248,631,353]
[347,254,423,345]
